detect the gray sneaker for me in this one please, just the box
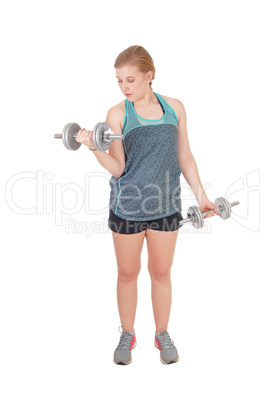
[113,326,137,365]
[154,329,179,364]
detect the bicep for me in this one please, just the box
[177,101,193,165]
[105,107,126,172]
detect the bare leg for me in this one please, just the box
[145,229,179,333]
[112,230,146,332]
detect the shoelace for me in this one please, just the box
[156,329,175,350]
[117,326,134,350]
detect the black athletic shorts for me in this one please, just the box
[108,208,184,235]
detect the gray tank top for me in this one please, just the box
[109,92,182,221]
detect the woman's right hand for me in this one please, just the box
[75,128,96,150]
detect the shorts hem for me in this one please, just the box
[108,208,183,235]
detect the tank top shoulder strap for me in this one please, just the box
[122,99,129,133]
[122,98,137,134]
[155,93,179,125]
[122,92,178,137]
[122,97,143,137]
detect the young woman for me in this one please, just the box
[76,45,219,365]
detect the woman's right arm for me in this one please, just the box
[92,106,126,178]
[76,105,126,178]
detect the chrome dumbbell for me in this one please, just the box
[179,196,240,229]
[54,122,123,151]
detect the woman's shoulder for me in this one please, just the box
[107,100,126,119]
[160,94,185,119]
[106,100,126,131]
[160,94,184,109]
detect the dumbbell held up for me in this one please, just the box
[54,122,123,151]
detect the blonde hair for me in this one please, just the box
[114,45,156,91]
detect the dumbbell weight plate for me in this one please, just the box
[215,197,231,220]
[62,122,82,151]
[93,122,113,151]
[188,205,204,229]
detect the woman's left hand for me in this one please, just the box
[198,198,219,219]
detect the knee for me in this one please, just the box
[118,265,141,282]
[148,264,171,282]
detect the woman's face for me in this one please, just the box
[116,64,151,101]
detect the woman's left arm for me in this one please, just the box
[175,99,219,218]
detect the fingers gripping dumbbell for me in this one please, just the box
[54,122,123,151]
[179,197,240,229]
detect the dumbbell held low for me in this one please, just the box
[54,122,123,151]
[180,196,239,229]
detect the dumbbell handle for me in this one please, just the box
[179,200,239,226]
[54,130,122,140]
[179,211,211,226]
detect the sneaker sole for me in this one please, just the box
[113,340,137,365]
[154,340,179,365]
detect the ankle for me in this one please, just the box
[156,328,167,334]
[122,327,134,333]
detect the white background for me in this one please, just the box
[1,0,264,400]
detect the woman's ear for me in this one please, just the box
[146,70,153,82]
